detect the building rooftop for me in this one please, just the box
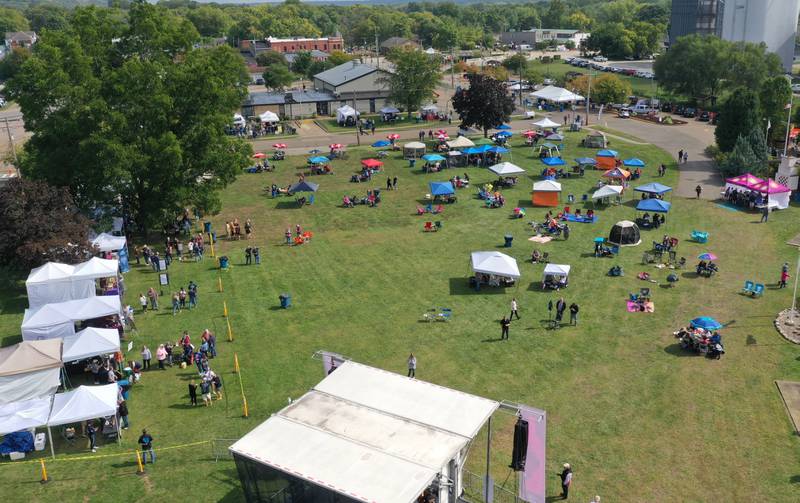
[313,60,380,87]
[285,50,329,64]
[5,31,36,41]
[246,90,336,106]
[380,37,419,48]
[267,36,341,43]
[511,28,582,35]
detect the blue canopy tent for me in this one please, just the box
[487,146,509,154]
[464,145,493,154]
[575,157,597,166]
[690,316,722,330]
[495,131,513,138]
[597,149,619,157]
[372,140,391,148]
[541,157,566,166]
[422,154,446,162]
[635,182,672,195]
[308,156,330,164]
[623,158,645,168]
[495,124,512,130]
[636,198,671,213]
[429,181,455,196]
[289,180,320,193]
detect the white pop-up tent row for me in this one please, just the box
[21,295,121,341]
[25,257,120,309]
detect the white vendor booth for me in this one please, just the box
[0,339,62,405]
[26,258,120,309]
[21,295,121,341]
[0,396,52,435]
[62,327,121,363]
[542,263,571,290]
[335,105,359,124]
[46,384,120,458]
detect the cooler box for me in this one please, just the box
[34,433,46,451]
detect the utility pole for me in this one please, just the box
[352,90,360,146]
[585,72,593,126]
[3,116,19,176]
[784,80,794,157]
[375,31,380,69]
[450,46,455,89]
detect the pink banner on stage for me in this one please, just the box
[519,408,546,503]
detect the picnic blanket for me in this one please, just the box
[562,213,597,223]
[627,301,655,313]
[529,236,553,243]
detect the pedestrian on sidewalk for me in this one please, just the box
[683,152,688,163]
[678,149,683,162]
[407,353,417,378]
[695,185,702,199]
[760,205,769,223]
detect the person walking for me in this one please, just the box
[87,420,97,452]
[285,228,292,245]
[386,177,392,190]
[407,353,417,378]
[188,281,197,308]
[171,292,180,316]
[188,381,198,406]
[779,268,790,288]
[760,205,769,223]
[245,246,252,265]
[555,298,566,327]
[558,463,572,499]
[147,287,158,310]
[139,293,147,313]
[393,177,398,190]
[695,185,702,199]
[500,316,510,340]
[141,345,152,370]
[569,302,579,325]
[118,400,130,429]
[510,298,520,320]
[156,344,167,370]
[678,149,683,162]
[683,151,688,164]
[138,429,155,464]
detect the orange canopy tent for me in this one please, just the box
[531,180,562,207]
[595,149,618,170]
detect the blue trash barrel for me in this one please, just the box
[409,159,416,168]
[219,256,229,269]
[203,221,212,233]
[504,234,513,248]
[279,293,292,308]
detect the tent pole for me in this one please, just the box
[116,414,122,444]
[484,416,492,503]
[48,427,55,459]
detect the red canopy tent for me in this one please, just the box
[361,159,384,169]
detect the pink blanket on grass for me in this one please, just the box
[627,300,655,313]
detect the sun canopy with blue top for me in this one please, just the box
[690,316,722,330]
[289,180,319,193]
[495,131,513,138]
[541,157,566,166]
[623,158,645,167]
[486,146,509,154]
[429,181,455,196]
[495,124,512,130]
[596,149,618,158]
[635,182,672,195]
[308,156,330,164]
[636,198,672,213]
[422,154,446,162]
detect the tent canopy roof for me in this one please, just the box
[541,157,566,166]
[471,251,521,279]
[0,396,52,436]
[532,117,560,128]
[259,110,279,122]
[488,162,525,175]
[636,198,672,213]
[22,295,121,329]
[592,185,623,199]
[634,182,672,195]
[62,327,120,362]
[92,233,127,252]
[446,136,475,148]
[429,181,455,196]
[0,339,62,377]
[404,141,426,149]
[47,384,118,427]
[72,257,118,280]
[530,85,584,103]
[289,180,320,193]
[26,263,75,285]
[380,106,400,114]
[752,178,790,194]
[596,149,619,158]
[622,158,645,167]
[533,180,562,192]
[230,361,498,503]
[543,263,571,277]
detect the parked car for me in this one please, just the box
[660,103,673,113]
[543,78,554,85]
[618,107,631,118]
[698,110,710,122]
[255,78,265,85]
[792,83,800,93]
[593,55,608,62]
[674,104,686,116]
[682,107,696,118]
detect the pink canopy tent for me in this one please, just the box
[725,172,763,190]
[725,173,791,209]
[751,178,790,194]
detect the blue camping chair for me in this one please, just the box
[742,280,754,295]
[752,283,765,297]
[308,194,315,205]
[691,230,708,243]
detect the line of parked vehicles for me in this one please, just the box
[613,98,718,123]
[565,57,655,79]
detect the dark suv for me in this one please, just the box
[682,107,696,118]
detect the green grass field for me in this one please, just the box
[1,130,799,502]
[318,114,424,133]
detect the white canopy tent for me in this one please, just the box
[21,295,121,341]
[47,384,120,457]
[258,110,279,123]
[532,117,561,129]
[0,396,52,435]
[470,251,521,279]
[335,105,359,123]
[592,184,624,200]
[92,233,127,253]
[421,104,438,113]
[542,263,571,289]
[233,113,245,126]
[62,327,120,362]
[530,85,584,103]
[0,339,62,405]
[446,136,475,149]
[72,257,118,281]
[26,263,92,309]
[532,179,563,192]
[488,162,525,176]
[231,361,498,503]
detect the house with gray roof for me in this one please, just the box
[312,60,392,115]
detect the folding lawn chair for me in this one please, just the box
[742,280,754,295]
[752,283,764,297]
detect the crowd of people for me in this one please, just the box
[722,186,770,209]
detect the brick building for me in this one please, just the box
[266,36,343,53]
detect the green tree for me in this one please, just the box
[542,0,566,28]
[256,50,288,68]
[262,64,295,90]
[25,5,69,32]
[720,134,760,177]
[592,74,632,104]
[501,54,528,73]
[291,51,313,76]
[0,7,30,35]
[0,46,30,80]
[745,125,769,175]
[186,5,233,38]
[715,88,759,152]
[0,178,95,269]
[7,1,251,232]
[566,12,592,31]
[307,59,333,79]
[654,35,729,100]
[452,73,514,137]
[522,67,543,86]
[328,50,352,66]
[726,41,784,90]
[759,76,792,143]
[382,47,442,117]
[637,4,669,24]
[585,23,634,59]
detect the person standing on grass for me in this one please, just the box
[147,287,158,310]
[118,400,129,430]
[387,177,392,190]
[510,298,520,320]
[558,463,572,499]
[393,177,398,190]
[87,420,97,452]
[188,380,198,406]
[172,292,180,316]
[500,316,510,340]
[138,429,155,464]
[695,185,702,199]
[156,344,167,370]
[285,228,292,245]
[779,268,790,288]
[139,293,147,313]
[760,205,769,223]
[555,298,566,327]
[407,353,417,378]
[188,281,197,308]
[141,345,152,370]
[569,302,579,325]
[200,379,212,406]
[245,219,253,240]
[179,287,187,309]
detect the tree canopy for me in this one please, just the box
[0,178,95,269]
[382,48,442,117]
[7,1,251,232]
[452,73,514,137]
[714,88,759,152]
[570,74,631,105]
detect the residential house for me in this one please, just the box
[379,37,420,54]
[4,31,37,49]
[285,50,330,66]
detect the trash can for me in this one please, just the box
[504,234,513,248]
[279,293,292,309]
[203,221,212,233]
[219,256,229,269]
[409,159,416,168]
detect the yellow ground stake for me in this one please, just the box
[39,459,48,484]
[218,276,223,293]
[233,353,240,373]
[135,450,145,475]
[223,301,228,317]
[226,317,234,342]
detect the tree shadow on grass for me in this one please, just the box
[274,201,303,210]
